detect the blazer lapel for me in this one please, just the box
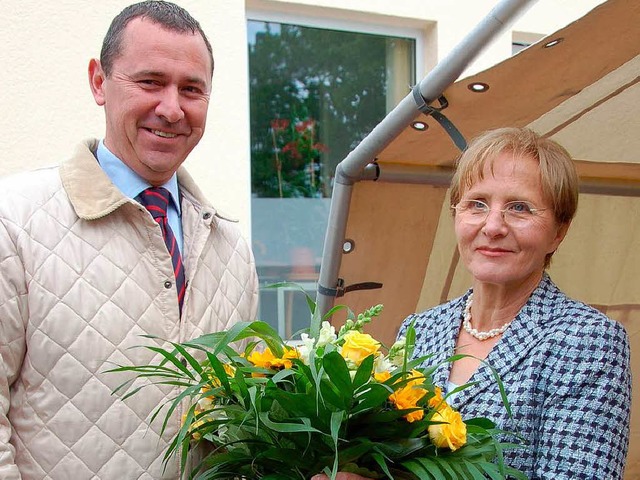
[428,295,469,392]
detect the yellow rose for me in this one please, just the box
[428,404,467,451]
[247,348,276,368]
[405,370,425,387]
[247,347,299,370]
[389,377,427,423]
[340,331,381,366]
[428,386,444,410]
[374,370,391,383]
[270,347,299,369]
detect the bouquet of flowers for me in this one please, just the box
[110,287,524,479]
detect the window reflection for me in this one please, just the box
[248,19,415,335]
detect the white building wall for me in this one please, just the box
[1,0,604,239]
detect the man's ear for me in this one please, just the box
[88,58,106,106]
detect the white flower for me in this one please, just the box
[387,336,407,367]
[317,321,337,347]
[287,322,336,365]
[374,355,393,374]
[296,333,316,365]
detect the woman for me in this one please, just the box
[316,128,631,478]
[394,127,630,479]
[316,129,631,479]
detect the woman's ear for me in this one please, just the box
[550,221,571,253]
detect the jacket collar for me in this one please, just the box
[442,274,564,408]
[59,139,236,222]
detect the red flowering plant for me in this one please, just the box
[109,286,525,479]
[270,116,328,198]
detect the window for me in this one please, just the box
[512,41,530,55]
[512,31,545,55]
[248,16,416,336]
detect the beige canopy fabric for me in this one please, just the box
[332,0,640,476]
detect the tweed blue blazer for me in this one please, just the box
[399,274,631,479]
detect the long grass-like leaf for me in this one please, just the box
[258,412,321,434]
[143,345,196,380]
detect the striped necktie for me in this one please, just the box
[137,187,186,315]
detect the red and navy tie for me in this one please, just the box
[138,187,186,315]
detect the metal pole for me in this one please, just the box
[316,0,539,317]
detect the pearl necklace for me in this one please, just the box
[462,293,512,341]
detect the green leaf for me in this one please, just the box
[351,383,393,415]
[403,459,435,479]
[205,353,232,395]
[464,417,496,430]
[322,351,353,400]
[404,322,417,358]
[477,461,506,480]
[352,354,374,391]
[258,411,321,434]
[246,321,287,356]
[370,451,394,479]
[143,345,196,380]
[504,466,529,480]
[416,458,447,480]
[431,457,457,479]
[329,410,344,477]
[463,459,490,480]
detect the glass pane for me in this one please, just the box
[248,19,415,336]
[512,41,530,55]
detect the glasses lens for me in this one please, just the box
[503,201,537,226]
[456,200,488,224]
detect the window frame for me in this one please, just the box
[246,7,425,78]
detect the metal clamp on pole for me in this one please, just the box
[411,85,468,152]
[317,278,383,298]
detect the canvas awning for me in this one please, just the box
[318,0,640,475]
[334,0,640,335]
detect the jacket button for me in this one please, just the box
[203,212,212,220]
[164,281,173,289]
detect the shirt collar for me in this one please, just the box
[96,140,181,213]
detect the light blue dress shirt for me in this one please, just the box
[96,140,184,254]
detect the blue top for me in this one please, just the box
[399,274,631,479]
[96,140,183,253]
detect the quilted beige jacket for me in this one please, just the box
[0,140,259,479]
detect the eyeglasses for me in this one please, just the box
[451,199,547,227]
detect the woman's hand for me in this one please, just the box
[311,474,373,480]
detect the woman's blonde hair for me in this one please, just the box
[450,127,579,225]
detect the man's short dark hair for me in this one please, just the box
[100,0,214,77]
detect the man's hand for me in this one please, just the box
[311,474,373,480]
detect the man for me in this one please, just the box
[0,2,258,478]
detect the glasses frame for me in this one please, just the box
[451,199,548,226]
